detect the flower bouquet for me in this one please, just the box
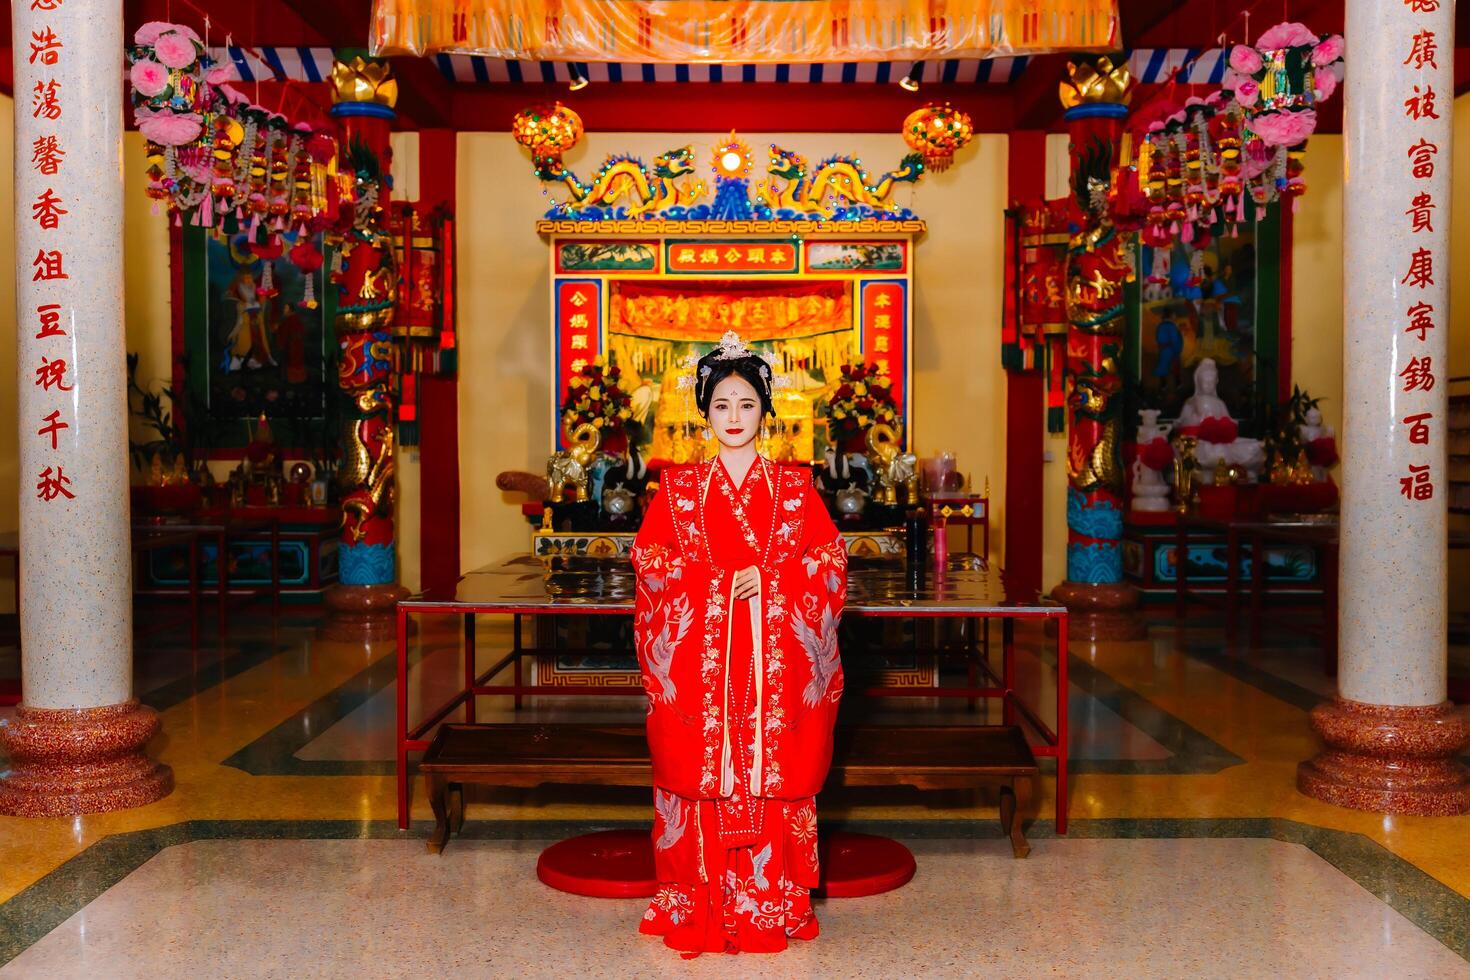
[820,361,900,453]
[561,356,633,453]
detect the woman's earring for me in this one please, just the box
[703,427,713,442]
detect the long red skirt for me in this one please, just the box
[640,593,822,955]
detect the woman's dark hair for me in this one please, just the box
[695,351,775,418]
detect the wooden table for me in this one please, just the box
[395,553,1069,832]
[130,516,281,630]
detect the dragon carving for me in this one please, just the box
[537,146,707,217]
[754,146,924,217]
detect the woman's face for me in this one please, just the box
[707,374,762,451]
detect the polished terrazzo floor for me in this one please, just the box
[1,606,1468,978]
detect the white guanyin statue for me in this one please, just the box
[1298,406,1337,481]
[1131,408,1172,512]
[1178,358,1265,484]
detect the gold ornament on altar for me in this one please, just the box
[513,102,584,167]
[547,420,601,502]
[330,56,399,108]
[901,103,973,173]
[866,423,919,505]
[1058,55,1135,110]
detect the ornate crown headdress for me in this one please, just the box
[676,330,786,401]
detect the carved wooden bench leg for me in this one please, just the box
[427,775,451,854]
[999,782,1030,858]
[449,782,465,834]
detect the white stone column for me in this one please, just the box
[1299,0,1467,814]
[0,0,171,816]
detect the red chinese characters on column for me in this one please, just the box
[1402,30,1438,70]
[30,0,65,10]
[1400,248,1434,289]
[34,304,65,338]
[31,136,64,175]
[1405,193,1435,233]
[35,466,74,501]
[1403,0,1439,12]
[1406,139,1438,179]
[1400,465,1433,500]
[1405,301,1436,341]
[1400,355,1436,392]
[34,356,72,392]
[37,410,68,449]
[31,249,67,281]
[1403,413,1432,445]
[28,27,62,65]
[1404,85,1440,120]
[31,188,67,230]
[31,79,61,120]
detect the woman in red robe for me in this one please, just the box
[631,332,848,956]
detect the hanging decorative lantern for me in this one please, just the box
[512,102,584,171]
[901,103,973,173]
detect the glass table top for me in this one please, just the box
[402,554,1057,616]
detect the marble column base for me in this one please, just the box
[1050,581,1146,642]
[320,583,409,643]
[1297,698,1470,816]
[0,700,173,817]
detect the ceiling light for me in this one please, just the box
[899,62,923,92]
[568,70,589,92]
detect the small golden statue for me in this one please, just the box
[547,420,601,502]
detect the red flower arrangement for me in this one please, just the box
[1138,437,1176,471]
[1305,437,1338,468]
[820,361,900,447]
[561,356,632,436]
[1197,416,1240,444]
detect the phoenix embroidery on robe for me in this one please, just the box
[654,789,687,850]
[794,599,842,707]
[645,593,693,703]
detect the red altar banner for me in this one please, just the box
[859,281,906,410]
[556,280,602,433]
[610,279,850,340]
[371,0,1120,62]
[667,241,797,275]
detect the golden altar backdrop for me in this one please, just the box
[546,225,919,462]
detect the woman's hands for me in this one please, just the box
[732,565,762,601]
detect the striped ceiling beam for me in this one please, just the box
[203,46,1226,89]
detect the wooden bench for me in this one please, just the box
[420,722,1038,858]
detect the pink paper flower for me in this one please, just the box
[1311,34,1344,67]
[1234,79,1260,106]
[134,21,173,46]
[206,66,235,85]
[1313,69,1338,103]
[137,109,203,146]
[1250,109,1318,147]
[154,32,198,70]
[130,59,170,99]
[1229,45,1263,75]
[1257,22,1317,49]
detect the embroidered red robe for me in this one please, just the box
[631,456,847,955]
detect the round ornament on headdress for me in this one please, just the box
[512,102,584,168]
[903,103,974,173]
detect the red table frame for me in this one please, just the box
[394,596,1069,834]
